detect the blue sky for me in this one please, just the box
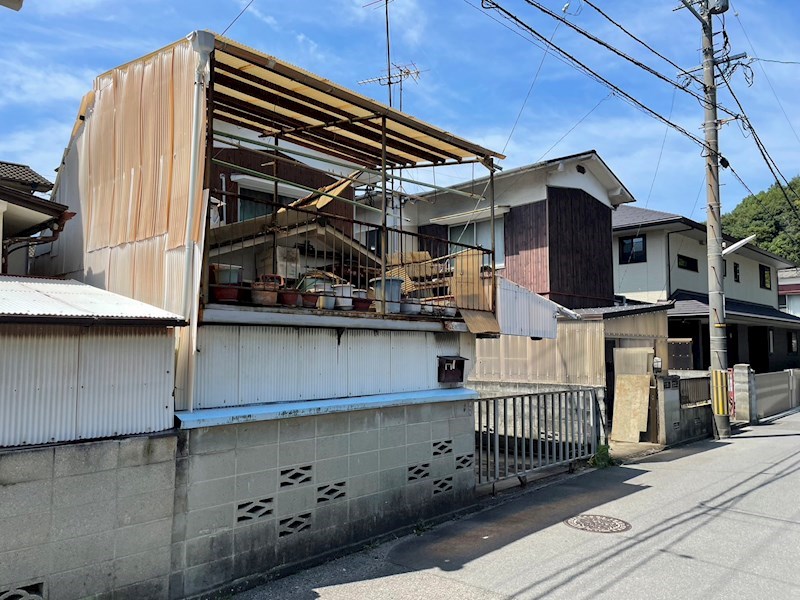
[1,0,798,219]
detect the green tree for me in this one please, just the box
[721,176,800,264]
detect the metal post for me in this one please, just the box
[700,0,731,437]
[380,116,388,315]
[488,161,497,311]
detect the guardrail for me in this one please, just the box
[475,390,599,488]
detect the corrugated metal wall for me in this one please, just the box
[473,320,605,386]
[0,325,175,447]
[189,326,462,410]
[495,276,558,339]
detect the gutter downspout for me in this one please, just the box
[183,30,214,412]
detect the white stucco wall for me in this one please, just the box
[613,229,669,303]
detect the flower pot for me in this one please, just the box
[352,297,372,311]
[353,289,368,299]
[212,285,240,303]
[278,290,301,307]
[333,283,354,310]
[251,289,278,306]
[211,263,243,285]
[369,277,403,303]
[400,298,422,315]
[316,292,335,310]
[301,292,318,308]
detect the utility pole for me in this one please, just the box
[680,0,731,437]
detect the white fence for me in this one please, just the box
[753,370,800,420]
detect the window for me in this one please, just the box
[237,188,294,221]
[448,218,505,266]
[723,260,727,278]
[619,235,646,264]
[759,264,772,290]
[677,254,699,272]
[788,331,798,355]
[769,328,775,354]
[734,262,740,283]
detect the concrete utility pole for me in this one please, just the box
[681,0,731,437]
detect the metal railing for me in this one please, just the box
[474,390,599,487]
[204,195,494,316]
[678,377,711,406]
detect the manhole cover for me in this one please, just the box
[564,514,631,533]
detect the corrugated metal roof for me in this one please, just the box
[0,276,186,325]
[575,302,673,320]
[0,160,53,191]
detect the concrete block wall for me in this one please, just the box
[170,400,476,598]
[0,435,177,600]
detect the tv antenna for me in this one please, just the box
[358,62,424,111]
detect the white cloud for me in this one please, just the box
[0,120,74,185]
[0,58,93,108]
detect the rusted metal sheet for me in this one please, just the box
[0,324,174,447]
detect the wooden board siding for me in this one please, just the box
[503,200,550,294]
[546,186,614,309]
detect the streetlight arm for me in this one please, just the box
[722,234,757,256]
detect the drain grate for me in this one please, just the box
[564,514,631,534]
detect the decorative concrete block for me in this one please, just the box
[275,485,316,517]
[452,433,474,454]
[114,518,173,559]
[0,545,50,586]
[118,436,176,468]
[185,531,233,568]
[315,456,349,484]
[184,504,233,540]
[183,556,233,597]
[235,469,277,501]
[430,455,456,479]
[113,546,170,589]
[51,530,115,573]
[187,476,235,511]
[316,413,349,437]
[46,561,114,600]
[117,488,174,528]
[235,444,278,475]
[278,440,315,467]
[187,451,235,485]
[236,420,279,448]
[349,451,379,476]
[279,417,316,442]
[379,446,407,470]
[406,441,432,465]
[53,470,117,508]
[117,461,175,497]
[380,425,406,449]
[316,434,349,460]
[350,429,379,454]
[380,406,406,428]
[0,511,50,553]
[54,440,118,477]
[406,422,431,444]
[188,426,237,455]
[0,447,53,485]
[51,500,116,541]
[349,411,379,432]
[348,472,380,498]
[112,575,169,600]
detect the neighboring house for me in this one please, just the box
[402,151,635,310]
[613,205,800,372]
[778,267,800,316]
[25,31,561,598]
[0,162,70,275]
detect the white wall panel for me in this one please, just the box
[193,326,240,409]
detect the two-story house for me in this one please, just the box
[613,205,800,372]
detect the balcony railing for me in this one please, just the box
[203,197,494,321]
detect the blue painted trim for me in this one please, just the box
[175,388,479,429]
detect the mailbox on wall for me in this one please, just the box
[438,355,468,383]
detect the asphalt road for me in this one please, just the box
[236,411,800,600]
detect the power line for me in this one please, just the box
[221,0,255,36]
[517,0,738,119]
[535,92,610,162]
[480,1,720,157]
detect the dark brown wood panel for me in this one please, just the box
[418,224,449,258]
[503,200,550,294]
[546,186,613,308]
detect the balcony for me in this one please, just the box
[201,196,495,333]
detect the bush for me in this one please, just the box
[589,445,615,468]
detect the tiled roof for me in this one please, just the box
[612,205,682,229]
[669,290,800,325]
[0,161,53,191]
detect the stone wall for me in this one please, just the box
[170,400,476,598]
[0,435,177,600]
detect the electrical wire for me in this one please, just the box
[516,0,738,119]
[221,0,255,36]
[535,92,610,162]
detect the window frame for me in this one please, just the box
[619,234,647,264]
[759,264,772,290]
[734,262,740,283]
[788,331,798,355]
[677,254,699,272]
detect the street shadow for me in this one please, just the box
[623,438,730,464]
[387,465,649,573]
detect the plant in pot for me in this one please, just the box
[251,274,283,306]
